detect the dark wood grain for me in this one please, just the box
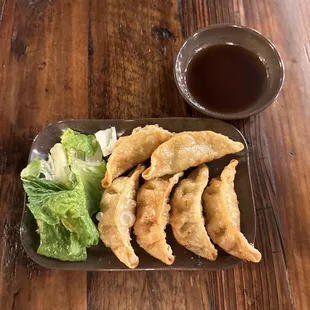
[0,0,309,309]
[88,0,186,119]
[0,0,89,309]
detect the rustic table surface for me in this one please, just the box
[0,0,309,309]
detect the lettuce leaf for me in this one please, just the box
[37,220,87,261]
[21,128,106,262]
[60,128,106,216]
[22,175,99,248]
[22,144,70,184]
[61,128,101,158]
[21,176,69,225]
[70,159,106,216]
[21,158,42,178]
[43,143,70,183]
[95,127,117,157]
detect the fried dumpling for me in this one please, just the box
[142,131,244,180]
[202,160,261,262]
[98,165,145,269]
[134,173,183,265]
[102,125,172,188]
[170,164,218,260]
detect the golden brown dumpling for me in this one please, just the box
[170,164,217,260]
[202,160,261,263]
[134,173,183,265]
[98,165,145,269]
[142,131,244,180]
[102,125,172,188]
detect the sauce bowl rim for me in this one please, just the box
[174,23,285,120]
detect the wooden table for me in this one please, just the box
[0,0,309,309]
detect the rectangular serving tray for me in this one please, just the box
[20,118,256,271]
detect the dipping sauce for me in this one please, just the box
[186,44,267,113]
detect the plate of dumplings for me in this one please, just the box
[21,118,261,270]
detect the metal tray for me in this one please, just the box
[20,118,256,271]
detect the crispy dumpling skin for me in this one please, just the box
[98,165,145,269]
[102,125,172,188]
[134,172,183,265]
[202,160,261,263]
[170,164,217,260]
[142,131,244,180]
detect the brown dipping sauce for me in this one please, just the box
[186,44,267,113]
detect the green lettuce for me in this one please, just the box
[21,174,99,261]
[21,128,106,262]
[71,160,106,216]
[61,128,106,215]
[21,158,42,178]
[22,144,71,184]
[44,143,71,183]
[37,220,87,261]
[22,175,99,248]
[61,128,102,162]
